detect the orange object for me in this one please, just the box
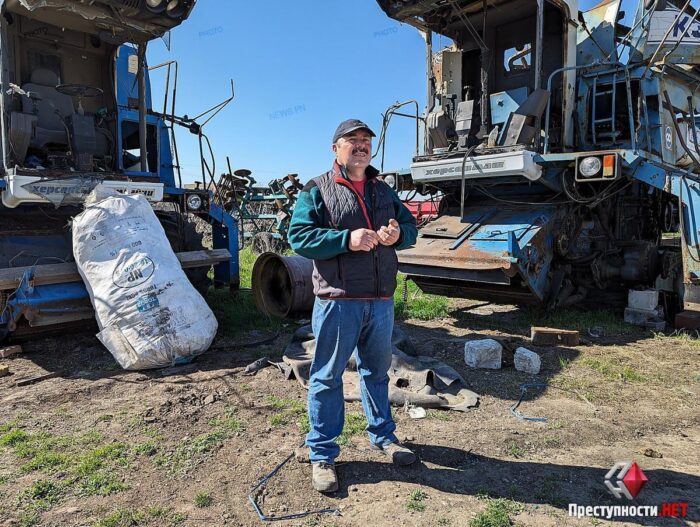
[603,154,615,177]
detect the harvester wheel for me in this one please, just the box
[156,211,210,297]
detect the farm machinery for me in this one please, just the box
[376,0,700,318]
[0,0,239,339]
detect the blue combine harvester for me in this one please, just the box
[376,0,700,320]
[0,0,238,339]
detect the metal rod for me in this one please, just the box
[425,30,433,154]
[479,0,489,136]
[137,42,148,173]
[535,0,544,91]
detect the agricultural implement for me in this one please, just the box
[376,0,700,320]
[0,0,239,339]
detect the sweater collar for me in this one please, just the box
[333,160,379,181]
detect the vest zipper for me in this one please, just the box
[335,176,380,298]
[370,184,380,298]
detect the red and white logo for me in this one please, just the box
[605,461,648,500]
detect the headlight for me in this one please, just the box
[186,194,203,210]
[384,174,396,188]
[579,156,602,177]
[145,0,166,12]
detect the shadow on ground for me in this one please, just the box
[325,445,699,525]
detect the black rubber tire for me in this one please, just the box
[155,211,210,296]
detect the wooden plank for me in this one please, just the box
[530,326,580,346]
[0,249,231,290]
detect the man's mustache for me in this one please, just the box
[352,148,369,155]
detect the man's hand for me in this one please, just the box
[377,219,400,246]
[349,228,379,251]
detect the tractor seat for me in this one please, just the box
[21,69,75,149]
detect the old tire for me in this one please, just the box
[156,211,210,296]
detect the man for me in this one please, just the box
[288,119,418,493]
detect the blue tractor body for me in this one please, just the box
[376,0,700,315]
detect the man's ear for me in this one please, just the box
[331,142,338,154]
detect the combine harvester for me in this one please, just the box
[375,0,700,322]
[0,0,238,339]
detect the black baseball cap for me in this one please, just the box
[332,119,376,144]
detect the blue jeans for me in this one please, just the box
[306,297,397,464]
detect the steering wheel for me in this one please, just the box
[55,84,103,98]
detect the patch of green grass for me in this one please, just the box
[470,498,523,527]
[654,330,700,347]
[580,357,646,382]
[132,441,158,457]
[534,475,567,507]
[297,413,310,434]
[2,424,133,515]
[0,428,29,447]
[507,442,525,459]
[79,471,128,496]
[337,413,367,446]
[17,512,40,527]
[194,491,213,508]
[93,507,148,527]
[94,506,184,527]
[558,356,570,369]
[426,410,454,421]
[155,406,246,474]
[19,479,65,511]
[170,512,187,526]
[394,275,449,320]
[407,489,427,512]
[205,248,283,337]
[266,396,306,428]
[268,413,287,426]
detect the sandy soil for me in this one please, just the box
[1,300,699,527]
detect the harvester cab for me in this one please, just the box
[0,0,239,338]
[376,0,700,318]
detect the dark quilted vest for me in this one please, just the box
[312,168,398,299]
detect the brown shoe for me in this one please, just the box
[370,441,416,465]
[312,462,338,493]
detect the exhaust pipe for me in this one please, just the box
[252,253,315,318]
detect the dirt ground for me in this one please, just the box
[1,299,699,527]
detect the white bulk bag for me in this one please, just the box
[72,185,217,369]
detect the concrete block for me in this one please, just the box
[464,339,502,369]
[0,364,9,377]
[0,345,22,359]
[514,347,541,374]
[628,289,660,311]
[624,307,663,326]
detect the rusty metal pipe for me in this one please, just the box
[137,42,148,172]
[252,253,315,318]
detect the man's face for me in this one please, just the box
[333,130,372,170]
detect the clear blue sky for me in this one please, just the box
[146,0,609,186]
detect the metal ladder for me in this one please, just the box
[591,72,618,144]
